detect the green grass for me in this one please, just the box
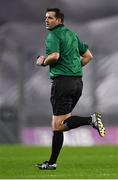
[0,145,118,179]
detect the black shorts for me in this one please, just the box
[50,76,83,115]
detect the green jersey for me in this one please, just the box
[45,24,88,79]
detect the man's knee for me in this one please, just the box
[52,113,71,131]
[52,121,62,131]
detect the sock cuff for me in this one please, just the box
[63,116,78,129]
[53,131,63,134]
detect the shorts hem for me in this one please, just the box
[53,111,72,116]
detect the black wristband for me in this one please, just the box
[37,55,40,59]
[41,60,46,66]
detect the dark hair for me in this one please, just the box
[46,8,64,23]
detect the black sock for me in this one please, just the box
[63,116,92,130]
[48,131,63,165]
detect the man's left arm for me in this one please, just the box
[81,49,93,67]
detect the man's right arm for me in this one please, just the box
[43,52,59,66]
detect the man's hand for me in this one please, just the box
[36,52,59,66]
[36,56,45,66]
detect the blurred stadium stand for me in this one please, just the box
[0,0,118,143]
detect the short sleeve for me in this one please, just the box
[77,36,88,56]
[45,33,60,55]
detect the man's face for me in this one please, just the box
[45,11,61,30]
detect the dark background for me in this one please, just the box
[0,0,118,143]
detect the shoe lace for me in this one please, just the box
[91,114,98,129]
[41,161,49,168]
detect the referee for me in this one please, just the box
[36,8,106,170]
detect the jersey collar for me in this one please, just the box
[50,24,64,31]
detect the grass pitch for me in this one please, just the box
[0,145,118,179]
